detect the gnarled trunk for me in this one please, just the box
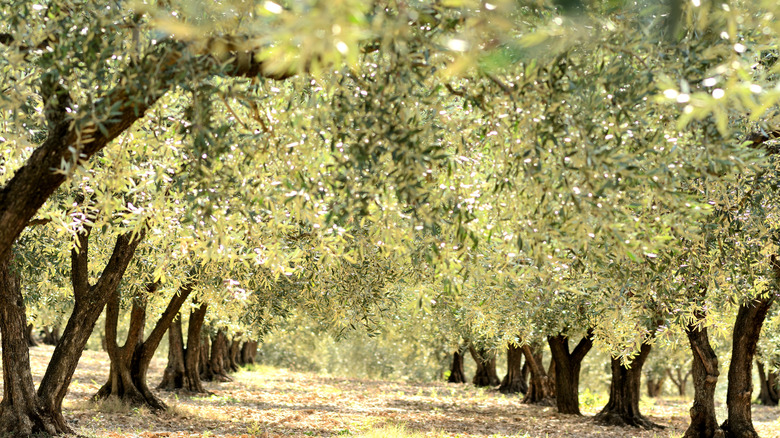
[595,343,657,428]
[0,229,141,436]
[240,340,258,365]
[94,283,192,410]
[499,343,527,394]
[447,348,467,383]
[158,305,209,393]
[756,361,779,406]
[468,345,500,387]
[185,304,209,393]
[0,256,68,436]
[720,296,774,438]
[684,322,722,438]
[548,332,593,415]
[521,342,554,405]
[227,335,241,372]
[158,315,186,390]
[202,329,232,382]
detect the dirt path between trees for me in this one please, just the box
[3,346,780,437]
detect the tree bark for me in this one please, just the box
[26,323,38,347]
[468,345,500,387]
[158,314,186,390]
[447,348,467,384]
[0,255,67,435]
[499,343,527,394]
[756,361,779,406]
[227,335,241,372]
[720,296,774,438]
[94,283,192,410]
[595,343,657,428]
[684,322,722,438]
[185,304,209,393]
[548,332,593,415]
[521,343,554,404]
[203,329,232,382]
[240,341,258,365]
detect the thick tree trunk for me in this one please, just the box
[0,256,68,436]
[468,345,500,387]
[548,332,593,415]
[684,322,722,438]
[94,283,192,410]
[158,315,186,390]
[756,361,779,406]
[720,296,774,438]
[521,343,554,405]
[227,335,241,372]
[26,323,38,347]
[448,348,467,383]
[240,341,258,365]
[499,343,527,394]
[36,230,144,419]
[203,329,232,382]
[199,332,211,378]
[185,304,209,393]
[595,343,657,428]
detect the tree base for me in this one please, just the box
[720,420,760,438]
[0,400,72,437]
[93,384,167,411]
[498,379,527,394]
[594,410,661,429]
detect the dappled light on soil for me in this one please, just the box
[1,346,778,437]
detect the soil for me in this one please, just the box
[2,345,780,437]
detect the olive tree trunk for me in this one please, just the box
[521,343,554,405]
[227,335,242,372]
[468,344,500,387]
[0,229,141,436]
[720,296,774,438]
[26,323,38,347]
[448,348,467,383]
[94,283,193,410]
[548,332,593,415]
[240,340,258,365]
[756,361,779,406]
[158,303,209,393]
[203,329,232,382]
[683,322,722,438]
[595,343,657,428]
[499,343,527,394]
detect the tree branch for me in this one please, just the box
[70,229,90,301]
[0,36,303,262]
[571,329,594,363]
[139,283,193,360]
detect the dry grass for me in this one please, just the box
[3,345,780,437]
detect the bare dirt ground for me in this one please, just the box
[5,345,780,437]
